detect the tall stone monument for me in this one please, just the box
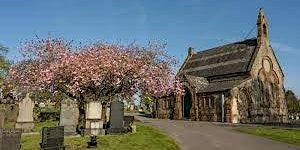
[86,101,103,135]
[59,98,79,136]
[107,96,126,134]
[15,93,34,132]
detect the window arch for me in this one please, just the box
[262,57,272,73]
[271,71,279,85]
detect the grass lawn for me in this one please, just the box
[32,121,58,132]
[234,126,300,146]
[21,123,179,150]
[3,121,57,132]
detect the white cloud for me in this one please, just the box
[271,42,300,55]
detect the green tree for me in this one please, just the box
[285,90,300,114]
[141,91,154,112]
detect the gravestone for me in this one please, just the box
[0,129,22,150]
[0,108,5,128]
[4,104,19,122]
[105,106,110,123]
[107,99,126,134]
[59,98,79,136]
[86,101,103,135]
[124,116,134,128]
[40,126,64,150]
[15,93,34,132]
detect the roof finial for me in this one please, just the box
[188,47,194,57]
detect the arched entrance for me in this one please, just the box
[183,90,192,119]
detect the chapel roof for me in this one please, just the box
[183,38,258,78]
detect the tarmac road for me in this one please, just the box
[130,113,300,150]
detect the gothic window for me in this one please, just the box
[238,88,252,120]
[271,71,279,85]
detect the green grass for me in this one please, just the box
[32,121,58,132]
[3,122,15,129]
[3,121,57,132]
[21,123,179,150]
[234,126,300,146]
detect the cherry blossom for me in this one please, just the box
[8,37,184,102]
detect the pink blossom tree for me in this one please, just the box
[8,36,183,127]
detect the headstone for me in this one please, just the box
[86,102,103,135]
[124,116,134,128]
[40,126,64,150]
[0,129,22,150]
[105,107,110,122]
[4,104,19,122]
[107,100,126,134]
[0,108,5,128]
[59,98,79,136]
[15,93,34,132]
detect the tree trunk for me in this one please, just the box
[77,96,86,135]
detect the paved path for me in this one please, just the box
[131,113,299,150]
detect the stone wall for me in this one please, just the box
[155,96,175,119]
[195,94,220,122]
[230,77,287,123]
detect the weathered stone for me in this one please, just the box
[107,100,126,134]
[0,129,22,150]
[105,107,110,122]
[85,101,102,135]
[59,98,79,136]
[40,126,64,149]
[0,108,5,128]
[15,93,34,132]
[154,10,287,124]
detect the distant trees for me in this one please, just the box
[285,90,300,114]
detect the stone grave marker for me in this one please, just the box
[59,98,79,136]
[0,108,5,128]
[124,116,134,128]
[4,104,19,122]
[107,99,126,134]
[40,126,64,150]
[0,129,22,150]
[15,93,34,132]
[105,106,110,123]
[86,101,103,135]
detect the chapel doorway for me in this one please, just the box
[183,90,192,119]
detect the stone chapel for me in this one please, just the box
[153,9,288,123]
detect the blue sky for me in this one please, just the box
[0,0,300,96]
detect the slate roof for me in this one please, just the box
[181,38,258,93]
[183,38,258,78]
[196,78,247,93]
